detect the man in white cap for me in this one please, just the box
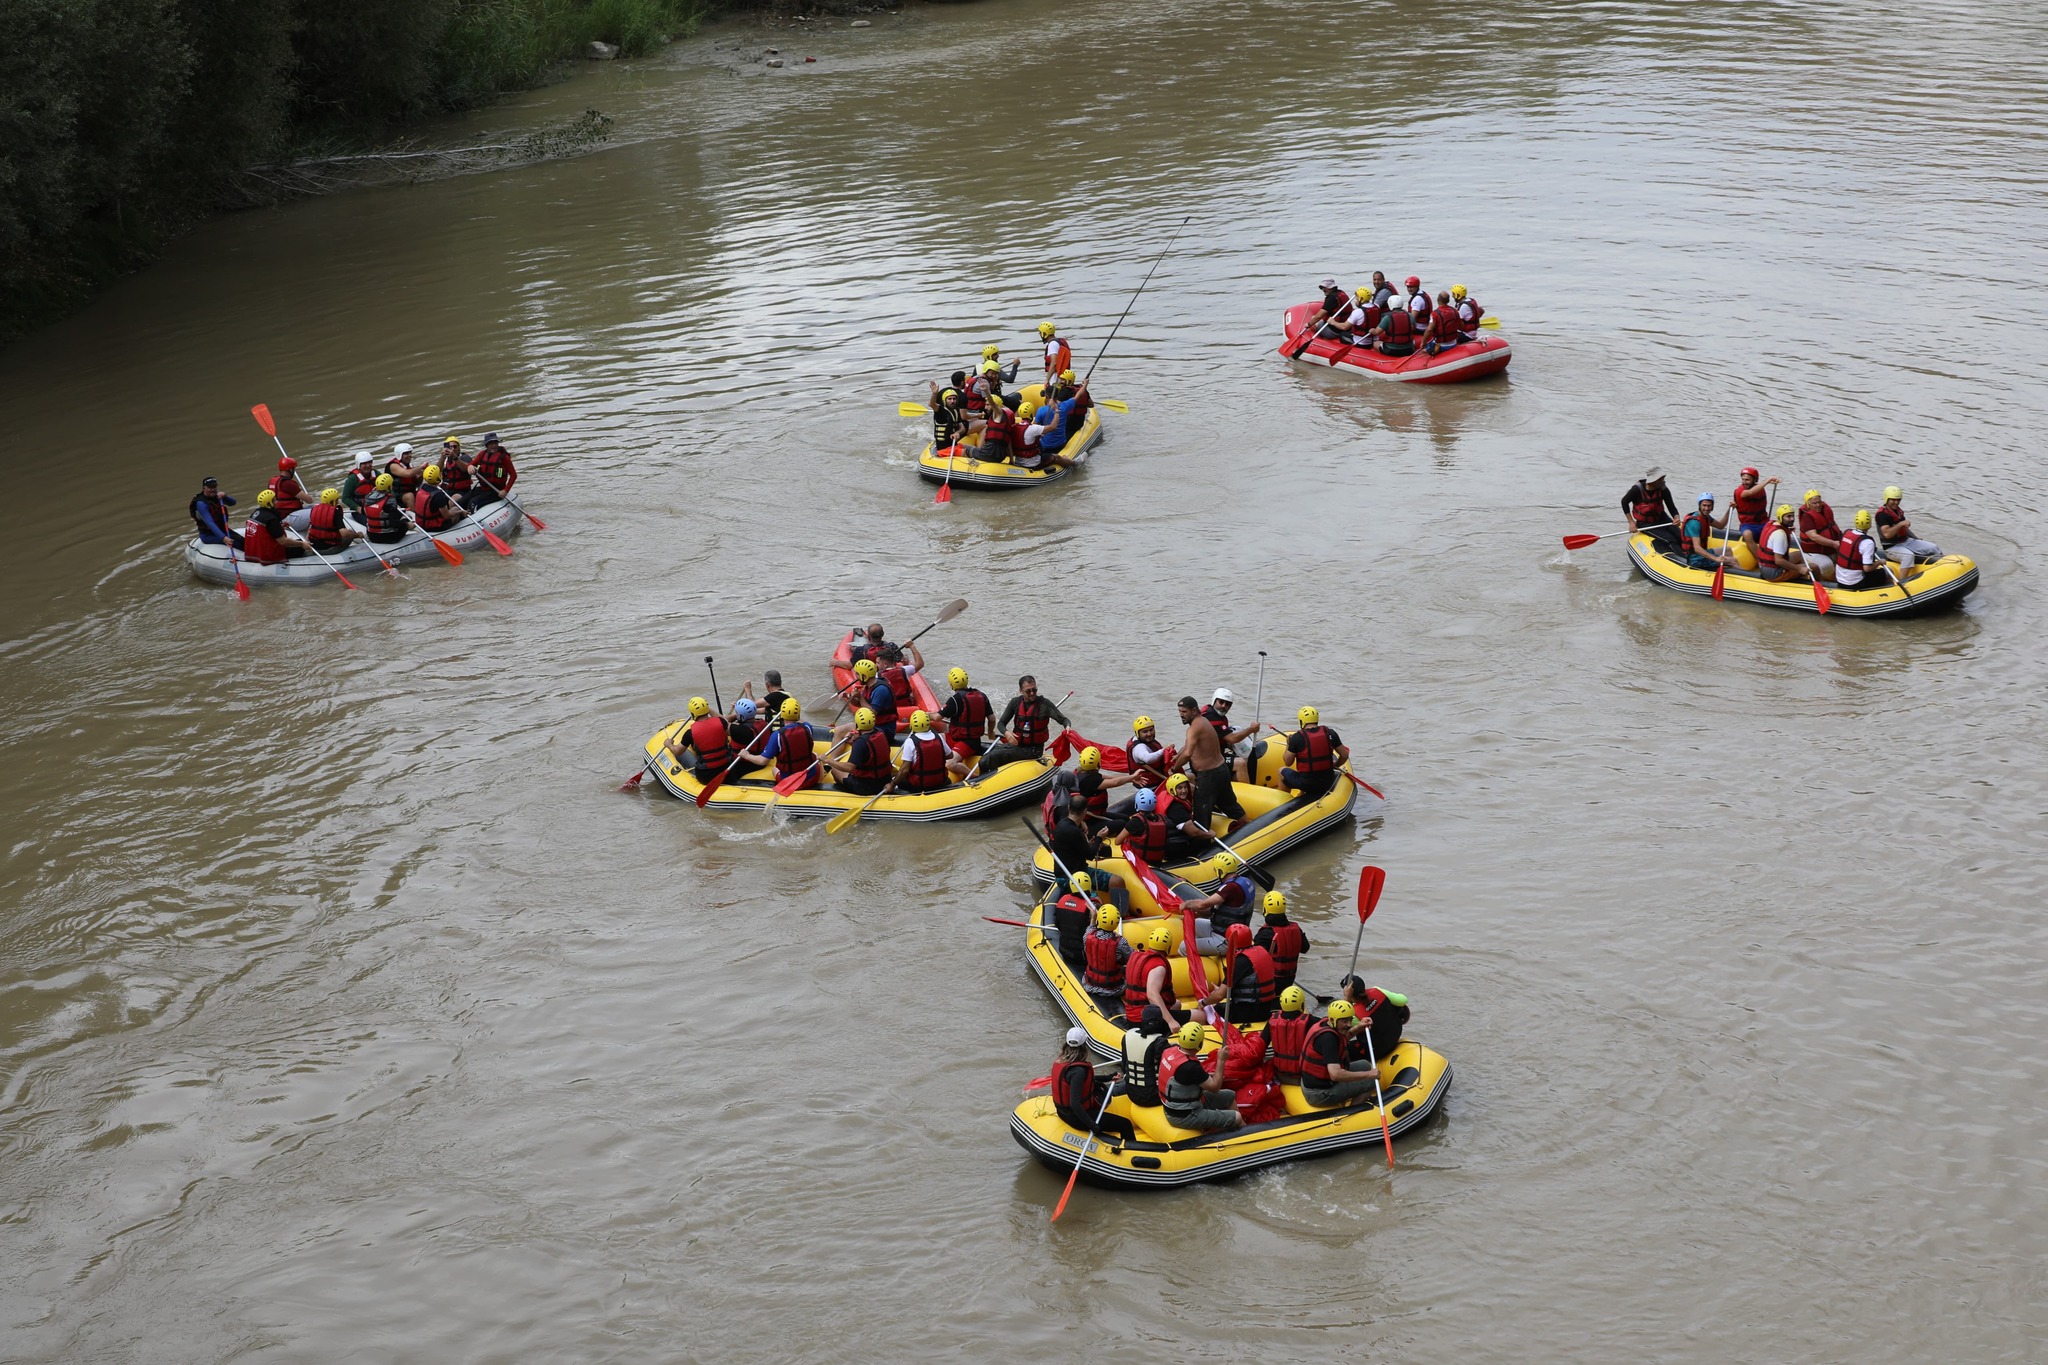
[1622,466,1681,552]
[1049,1025,1112,1129]
[1201,687,1261,782]
[339,451,379,513]
[1307,277,1352,339]
[384,441,421,496]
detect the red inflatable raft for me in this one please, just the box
[831,629,942,717]
[1279,302,1511,384]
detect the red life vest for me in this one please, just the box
[1129,741,1165,787]
[265,475,305,512]
[242,514,286,564]
[414,487,454,532]
[307,502,347,551]
[343,468,377,504]
[1292,725,1335,774]
[687,716,732,769]
[980,410,1018,460]
[1875,506,1907,539]
[1012,696,1050,747]
[362,493,406,538]
[1046,338,1072,374]
[1836,529,1870,575]
[1732,482,1769,524]
[946,688,991,744]
[880,664,911,704]
[473,448,515,495]
[1299,1021,1342,1085]
[1320,287,1352,318]
[1083,928,1124,991]
[1123,948,1168,1022]
[774,722,815,776]
[1456,298,1482,329]
[1630,487,1669,528]
[1798,501,1840,552]
[899,733,951,792]
[1128,813,1170,863]
[1756,523,1789,567]
[385,459,420,491]
[1268,1011,1311,1081]
[1384,309,1414,341]
[847,734,892,784]
[441,459,473,493]
[1261,921,1306,984]
[1050,1058,1099,1126]
[1433,304,1462,343]
[1157,794,1193,834]
[1228,946,1277,1015]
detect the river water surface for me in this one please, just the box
[5,0,2047,1359]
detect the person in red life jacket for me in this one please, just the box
[1266,985,1314,1086]
[1126,715,1173,790]
[1221,923,1278,1025]
[1299,999,1381,1108]
[894,710,961,792]
[1420,290,1466,355]
[875,641,923,723]
[360,473,409,545]
[836,658,899,747]
[1253,890,1311,993]
[1728,467,1779,556]
[189,477,242,547]
[1623,467,1683,553]
[1215,1021,1287,1124]
[1452,283,1483,337]
[1123,924,1185,1030]
[1037,320,1073,382]
[1119,1006,1172,1108]
[939,666,995,762]
[1158,1020,1208,1091]
[844,622,896,667]
[408,465,460,534]
[384,442,421,495]
[976,397,1028,464]
[1177,695,1246,832]
[1161,1026,1243,1133]
[823,707,894,797]
[1403,276,1433,330]
[1340,978,1411,1063]
[1873,486,1943,576]
[1201,688,1260,783]
[339,452,379,513]
[240,488,307,564]
[303,488,360,556]
[1155,773,1214,862]
[1755,503,1825,583]
[1675,492,1730,570]
[1305,277,1352,340]
[1833,508,1883,589]
[1049,1026,1113,1131]
[266,456,309,527]
[981,675,1070,770]
[724,697,762,753]
[1047,872,1099,971]
[437,435,475,506]
[1119,787,1175,867]
[1281,705,1350,800]
[469,432,516,507]
[1082,903,1132,1018]
[737,698,821,789]
[665,696,735,782]
[1797,488,1844,562]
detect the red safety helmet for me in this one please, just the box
[1740,466,1759,480]
[1226,923,1253,951]
[1404,275,1421,288]
[277,456,297,472]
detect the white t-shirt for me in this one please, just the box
[1456,300,1481,326]
[1836,534,1877,584]
[1764,526,1793,560]
[1339,304,1366,329]
[1407,294,1432,319]
[1044,338,1063,366]
[899,732,939,763]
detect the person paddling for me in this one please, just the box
[189,477,241,548]
[1623,467,1681,552]
[1729,467,1778,558]
[471,433,517,507]
[240,489,307,564]
[1306,277,1352,339]
[1797,488,1845,565]
[1677,493,1730,570]
[1757,503,1830,583]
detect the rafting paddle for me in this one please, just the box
[771,735,849,797]
[901,399,1128,416]
[199,501,253,600]
[1346,864,1386,988]
[474,473,545,531]
[1342,770,1386,800]
[399,506,463,565]
[904,598,969,647]
[1360,1021,1396,1169]
[1050,1084,1116,1223]
[934,442,956,504]
[1561,521,1676,551]
[825,778,892,834]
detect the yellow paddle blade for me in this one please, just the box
[1479,316,1501,328]
[1097,398,1130,413]
[898,401,931,416]
[824,803,865,834]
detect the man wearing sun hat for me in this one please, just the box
[1622,467,1682,552]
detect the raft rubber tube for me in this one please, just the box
[1024,882,1236,1060]
[1627,531,1978,618]
[182,499,522,587]
[639,720,1059,821]
[1278,302,1511,384]
[914,383,1104,491]
[1028,734,1357,892]
[831,630,942,718]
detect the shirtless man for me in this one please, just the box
[1176,694,1245,834]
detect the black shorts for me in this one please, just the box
[836,777,887,796]
[1191,765,1243,824]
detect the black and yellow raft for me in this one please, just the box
[638,721,1059,821]
[1010,1040,1452,1189]
[1628,531,1978,617]
[1024,887,1229,1058]
[1029,733,1357,890]
[914,383,1104,491]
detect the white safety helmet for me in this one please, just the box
[393,442,414,456]
[1212,687,1233,704]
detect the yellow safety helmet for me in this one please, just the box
[1298,705,1320,728]
[1133,715,1154,733]
[1037,321,1056,338]
[687,696,710,718]
[1804,488,1822,503]
[1070,873,1092,896]
[981,344,1000,360]
[1213,850,1241,874]
[374,473,395,492]
[1775,504,1795,521]
[1883,485,1903,502]
[1326,999,1356,1023]
[1853,509,1873,530]
[1095,904,1120,931]
[1165,772,1190,795]
[779,698,802,722]
[422,463,442,483]
[1279,985,1306,1013]
[978,360,1000,376]
[853,659,877,682]
[938,387,959,404]
[947,666,969,689]
[1451,283,1468,300]
[319,487,341,504]
[443,435,461,446]
[1147,926,1173,951]
[1262,890,1287,917]
[1078,746,1101,772]
[1176,1021,1206,1050]
[909,709,932,732]
[854,707,876,732]
[1059,368,1076,383]
[255,489,276,507]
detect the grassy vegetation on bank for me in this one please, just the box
[0,0,711,343]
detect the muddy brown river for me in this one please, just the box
[4,0,2047,1358]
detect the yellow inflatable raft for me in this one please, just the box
[1010,1039,1452,1189]
[914,383,1104,490]
[1029,733,1357,891]
[638,720,1059,821]
[1023,886,1231,1059]
[1628,531,1978,617]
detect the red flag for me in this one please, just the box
[1123,847,1208,997]
[1058,728,1130,772]
[1049,731,1074,765]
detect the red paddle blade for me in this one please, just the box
[619,770,644,790]
[694,770,727,807]
[772,769,811,795]
[250,403,276,436]
[1348,772,1386,799]
[1357,864,1386,922]
[335,572,358,591]
[1050,1167,1082,1223]
[1813,582,1831,614]
[522,511,547,530]
[432,538,463,566]
[1710,560,1727,600]
[934,483,951,504]
[481,527,513,555]
[233,580,250,602]
[1561,534,1602,550]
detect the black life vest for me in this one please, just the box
[307,502,347,551]
[1127,813,1170,863]
[1299,1021,1343,1086]
[1123,949,1168,1022]
[775,722,815,776]
[1268,1011,1311,1082]
[1229,946,1277,1015]
[1259,921,1306,985]
[1293,726,1335,774]
[190,493,232,538]
[1051,894,1091,966]
[900,733,951,792]
[1119,1029,1167,1107]
[1083,928,1125,991]
[1201,705,1231,751]
[946,688,991,744]
[847,734,892,784]
[1051,1059,1100,1129]
[687,716,732,770]
[363,493,407,539]
[1211,877,1257,931]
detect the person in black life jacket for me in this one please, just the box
[1201,688,1260,783]
[189,477,242,547]
[1677,492,1730,571]
[1372,296,1418,355]
[1162,1045,1243,1132]
[939,667,996,762]
[409,465,460,534]
[982,675,1070,770]
[926,384,975,453]
[1123,925,1185,1030]
[1307,277,1351,339]
[339,453,378,513]
[837,658,900,747]
[1177,695,1246,832]
[1050,1026,1115,1131]
[470,433,517,508]
[725,697,762,753]
[1280,706,1349,800]
[1624,467,1682,552]
[1299,999,1380,1108]
[1253,890,1311,993]
[824,707,894,796]
[894,710,962,791]
[1082,903,1132,1018]
[1220,923,1279,1026]
[240,489,307,564]
[1182,849,1259,936]
[737,698,821,789]
[755,670,792,719]
[1050,793,1105,878]
[360,473,409,544]
[1119,1006,1171,1108]
[666,696,735,782]
[1340,977,1411,1064]
[1266,985,1314,1085]
[1048,873,1098,970]
[304,488,360,556]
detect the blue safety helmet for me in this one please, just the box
[735,698,756,719]
[1135,789,1157,813]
